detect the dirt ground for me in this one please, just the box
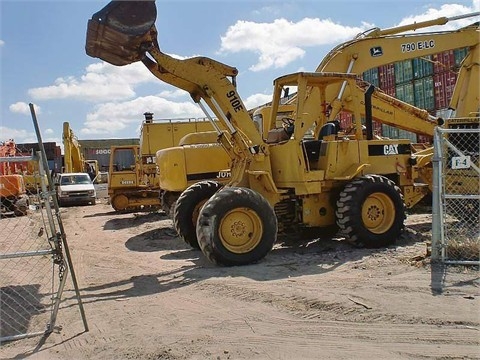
[2,195,479,360]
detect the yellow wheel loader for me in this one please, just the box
[159,104,296,248]
[86,1,479,265]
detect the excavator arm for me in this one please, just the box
[285,14,479,137]
[63,122,85,173]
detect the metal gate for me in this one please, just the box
[0,104,87,343]
[431,122,480,265]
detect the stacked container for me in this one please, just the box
[361,47,469,144]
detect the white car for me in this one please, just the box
[55,172,96,206]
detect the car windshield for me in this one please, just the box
[61,174,92,185]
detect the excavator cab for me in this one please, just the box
[85,0,157,66]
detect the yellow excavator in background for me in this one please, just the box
[63,122,99,180]
[86,1,479,265]
[107,112,228,212]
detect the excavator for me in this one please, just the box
[86,1,479,265]
[63,122,99,180]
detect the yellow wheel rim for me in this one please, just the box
[219,207,263,254]
[361,192,395,234]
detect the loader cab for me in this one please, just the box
[252,104,296,141]
[267,72,364,176]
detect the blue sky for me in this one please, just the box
[1,0,479,150]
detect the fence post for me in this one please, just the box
[431,127,442,260]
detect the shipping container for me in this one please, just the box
[395,82,414,105]
[434,71,458,109]
[454,47,469,67]
[362,68,379,87]
[372,120,383,137]
[16,142,61,161]
[380,85,396,98]
[381,125,418,142]
[381,124,399,139]
[398,129,418,143]
[379,64,395,90]
[414,76,435,111]
[394,60,413,84]
[417,134,433,144]
[337,112,353,131]
[432,50,455,74]
[413,55,433,79]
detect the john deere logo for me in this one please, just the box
[370,47,383,57]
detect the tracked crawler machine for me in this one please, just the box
[107,112,228,212]
[86,1,479,265]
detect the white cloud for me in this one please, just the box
[28,61,155,103]
[158,89,190,99]
[27,51,199,104]
[0,40,4,47]
[243,93,273,110]
[9,102,41,115]
[44,128,54,135]
[0,127,36,143]
[219,18,373,71]
[219,0,479,72]
[397,3,480,30]
[82,95,204,135]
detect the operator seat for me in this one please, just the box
[303,121,340,163]
[318,121,339,140]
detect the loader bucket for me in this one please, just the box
[85,0,157,66]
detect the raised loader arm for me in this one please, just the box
[86,1,269,187]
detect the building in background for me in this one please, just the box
[78,138,139,172]
[16,142,62,174]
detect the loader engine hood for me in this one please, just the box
[85,0,157,66]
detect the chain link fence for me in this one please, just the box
[0,104,88,344]
[432,120,480,265]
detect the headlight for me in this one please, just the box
[88,190,95,196]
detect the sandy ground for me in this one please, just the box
[1,195,479,360]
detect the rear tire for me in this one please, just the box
[336,175,405,248]
[197,187,277,266]
[174,181,222,249]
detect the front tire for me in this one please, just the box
[174,180,222,249]
[197,187,277,266]
[336,175,405,248]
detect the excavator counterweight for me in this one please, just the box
[86,0,157,66]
